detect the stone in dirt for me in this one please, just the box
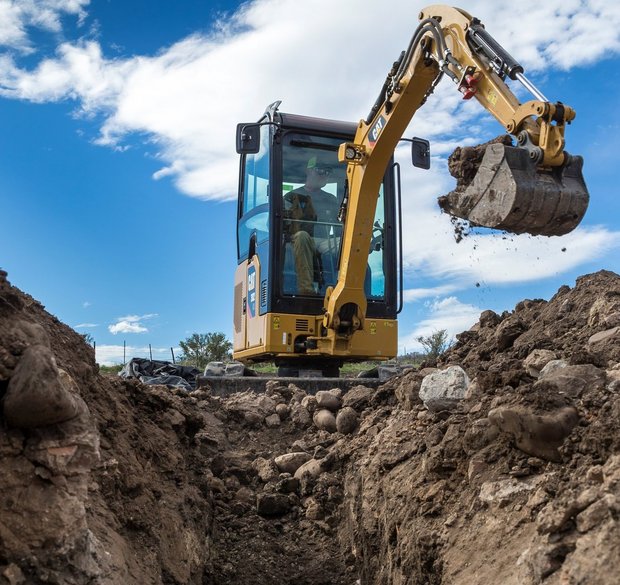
[336,407,358,435]
[313,408,337,433]
[315,390,342,412]
[3,345,80,428]
[419,365,469,412]
[274,452,312,474]
[488,405,579,462]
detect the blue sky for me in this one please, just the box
[1,0,619,365]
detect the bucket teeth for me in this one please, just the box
[438,144,589,237]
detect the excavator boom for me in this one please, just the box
[316,4,589,353]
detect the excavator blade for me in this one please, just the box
[438,143,589,237]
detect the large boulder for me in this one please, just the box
[419,366,469,412]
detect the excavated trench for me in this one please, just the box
[1,268,620,585]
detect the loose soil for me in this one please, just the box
[1,268,620,584]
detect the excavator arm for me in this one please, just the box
[312,4,589,355]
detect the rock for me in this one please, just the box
[315,391,341,412]
[304,497,324,520]
[576,495,615,533]
[462,418,500,455]
[257,395,277,415]
[336,407,358,434]
[204,361,225,376]
[607,369,620,392]
[275,474,299,494]
[275,403,289,420]
[243,411,264,428]
[394,372,425,410]
[479,309,501,328]
[488,405,579,462]
[294,458,324,481]
[467,458,488,483]
[3,346,80,428]
[494,318,525,349]
[2,563,26,585]
[289,403,312,428]
[256,493,291,516]
[588,327,620,345]
[224,361,246,376]
[234,486,254,504]
[534,364,605,399]
[301,395,318,414]
[588,297,620,327]
[524,349,558,377]
[253,457,278,482]
[264,413,281,428]
[419,366,469,412]
[539,359,568,378]
[464,378,482,400]
[479,478,535,505]
[313,409,337,433]
[330,388,344,399]
[274,452,312,474]
[342,385,374,411]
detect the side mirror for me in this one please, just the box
[236,123,261,154]
[411,137,430,170]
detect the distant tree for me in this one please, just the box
[178,332,232,370]
[82,333,95,345]
[416,329,452,359]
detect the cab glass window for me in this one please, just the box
[280,132,386,300]
[238,124,270,261]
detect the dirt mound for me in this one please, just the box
[1,268,620,584]
[337,269,620,584]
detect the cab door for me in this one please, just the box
[233,122,271,354]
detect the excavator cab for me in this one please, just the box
[233,104,400,376]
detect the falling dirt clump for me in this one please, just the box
[443,135,514,194]
[439,135,514,241]
[2,268,620,584]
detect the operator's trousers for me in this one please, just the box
[291,230,315,295]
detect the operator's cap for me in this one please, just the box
[307,155,333,170]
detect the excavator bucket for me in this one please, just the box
[438,143,589,237]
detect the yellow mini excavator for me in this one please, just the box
[232,4,589,377]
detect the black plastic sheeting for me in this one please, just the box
[119,358,201,391]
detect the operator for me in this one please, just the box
[283,155,340,295]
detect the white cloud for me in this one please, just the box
[82,300,91,307]
[400,296,483,353]
[74,322,97,328]
[108,313,157,335]
[1,0,619,201]
[0,0,89,51]
[403,284,459,303]
[1,0,620,324]
[95,344,178,366]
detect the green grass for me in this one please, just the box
[99,364,123,375]
[249,357,422,377]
